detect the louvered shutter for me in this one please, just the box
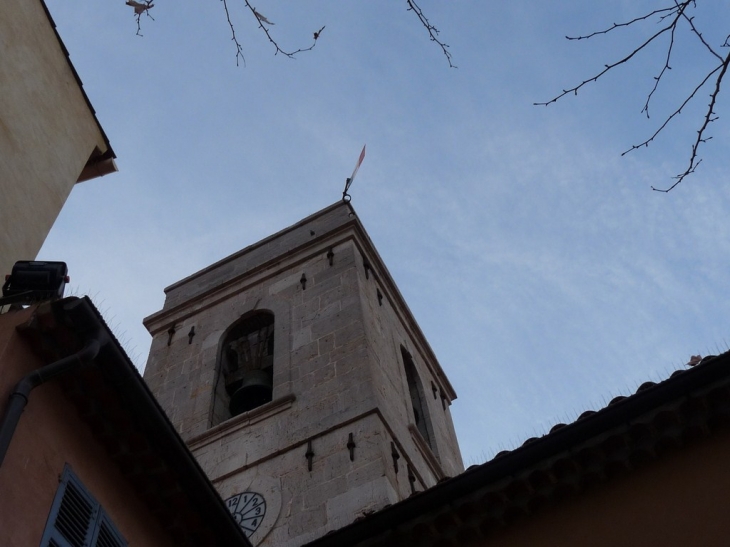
[88,516,126,547]
[40,465,127,547]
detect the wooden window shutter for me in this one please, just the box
[40,465,127,547]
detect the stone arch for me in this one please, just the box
[401,346,437,454]
[212,310,276,425]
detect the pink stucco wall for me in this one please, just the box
[0,306,174,546]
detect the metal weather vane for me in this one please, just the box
[342,145,366,203]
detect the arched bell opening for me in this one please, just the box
[217,311,275,421]
[401,346,437,455]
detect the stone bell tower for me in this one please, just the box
[142,202,463,546]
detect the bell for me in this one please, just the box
[229,369,273,416]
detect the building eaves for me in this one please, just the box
[38,0,117,178]
[18,297,251,547]
[306,351,730,547]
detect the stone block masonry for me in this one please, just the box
[142,202,464,545]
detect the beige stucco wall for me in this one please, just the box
[0,0,110,277]
[0,307,174,547]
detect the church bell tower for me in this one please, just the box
[142,202,463,546]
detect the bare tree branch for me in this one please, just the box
[240,2,323,59]
[536,1,729,192]
[652,51,730,192]
[534,3,690,107]
[625,64,722,155]
[406,0,455,68]
[126,0,154,37]
[563,6,681,41]
[682,14,723,60]
[129,2,453,68]
[641,17,677,119]
[222,0,246,66]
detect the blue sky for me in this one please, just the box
[40,1,730,465]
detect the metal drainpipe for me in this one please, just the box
[0,338,101,467]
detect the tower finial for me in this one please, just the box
[342,144,366,203]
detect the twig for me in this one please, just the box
[652,52,730,192]
[131,1,452,72]
[241,1,323,58]
[221,0,246,66]
[406,0,455,68]
[534,4,689,107]
[642,19,677,119]
[536,1,730,192]
[128,0,155,37]
[564,6,680,41]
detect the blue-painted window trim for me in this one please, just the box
[39,464,128,547]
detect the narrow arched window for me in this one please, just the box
[401,347,434,451]
[215,312,275,422]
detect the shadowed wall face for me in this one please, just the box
[473,430,730,547]
[0,307,173,547]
